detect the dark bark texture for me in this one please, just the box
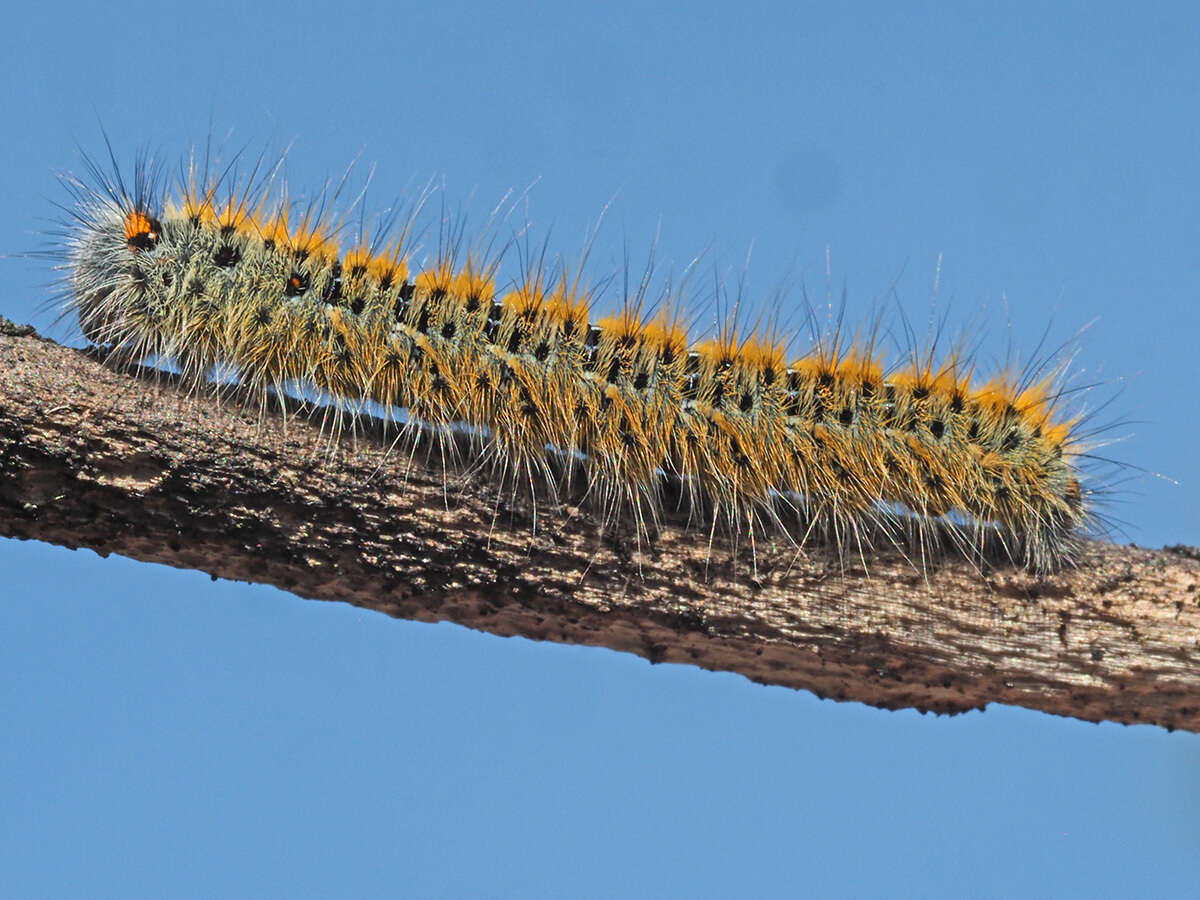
[2,318,1198,731]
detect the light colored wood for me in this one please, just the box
[2,319,1198,731]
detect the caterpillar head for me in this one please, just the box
[70,204,167,349]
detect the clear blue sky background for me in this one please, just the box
[2,1,1198,897]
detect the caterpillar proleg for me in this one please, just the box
[58,145,1101,575]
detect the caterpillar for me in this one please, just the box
[57,145,1096,575]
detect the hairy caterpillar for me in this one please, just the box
[57,146,1096,574]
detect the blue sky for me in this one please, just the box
[2,1,1198,896]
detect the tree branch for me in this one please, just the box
[2,317,1198,731]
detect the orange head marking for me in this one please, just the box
[123,210,161,252]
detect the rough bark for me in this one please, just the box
[1,317,1197,732]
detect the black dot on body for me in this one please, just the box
[839,407,854,426]
[607,357,622,383]
[633,371,649,390]
[534,341,550,362]
[729,437,748,467]
[739,392,753,413]
[441,321,457,339]
[285,271,310,297]
[929,420,945,439]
